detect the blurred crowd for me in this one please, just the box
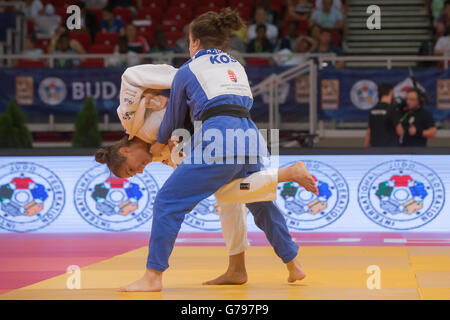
[8,0,346,67]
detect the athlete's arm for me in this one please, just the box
[155,68,190,150]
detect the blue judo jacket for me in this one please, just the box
[156,48,265,161]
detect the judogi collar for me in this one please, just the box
[193,48,223,59]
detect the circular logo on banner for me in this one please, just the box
[0,162,65,232]
[183,196,221,231]
[350,80,378,110]
[276,160,349,231]
[358,160,445,230]
[74,165,159,232]
[38,77,67,106]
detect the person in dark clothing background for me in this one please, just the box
[364,83,404,147]
[400,88,437,147]
[247,24,274,53]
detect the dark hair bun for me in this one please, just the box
[94,148,108,164]
[216,7,244,33]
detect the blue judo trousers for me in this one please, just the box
[146,49,299,271]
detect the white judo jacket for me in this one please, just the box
[117,64,178,165]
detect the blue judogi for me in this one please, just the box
[147,49,298,271]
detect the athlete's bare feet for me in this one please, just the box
[203,252,248,285]
[118,268,162,292]
[281,161,318,195]
[202,270,248,285]
[286,258,306,283]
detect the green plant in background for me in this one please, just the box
[0,99,33,148]
[71,96,103,148]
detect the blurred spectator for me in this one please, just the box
[229,32,247,53]
[297,35,318,53]
[23,34,44,58]
[248,8,279,45]
[401,89,437,147]
[77,1,100,41]
[101,5,125,35]
[312,27,344,68]
[33,3,61,38]
[255,0,280,25]
[287,0,313,22]
[432,0,446,24]
[315,0,343,12]
[24,0,43,18]
[125,24,149,53]
[50,32,84,68]
[106,35,140,67]
[309,0,343,31]
[436,0,450,37]
[364,83,403,148]
[434,26,450,55]
[247,24,274,53]
[309,24,321,42]
[149,29,174,54]
[273,35,317,66]
[174,26,189,54]
[85,0,108,9]
[276,21,300,51]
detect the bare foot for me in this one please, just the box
[290,161,318,195]
[203,270,248,285]
[118,268,162,292]
[286,258,306,283]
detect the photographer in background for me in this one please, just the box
[364,83,403,147]
[400,88,437,147]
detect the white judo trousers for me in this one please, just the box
[117,64,278,255]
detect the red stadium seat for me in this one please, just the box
[165,31,184,48]
[171,0,197,9]
[17,59,46,67]
[36,38,51,53]
[114,7,133,25]
[245,57,270,66]
[270,0,284,12]
[138,32,153,44]
[139,0,167,9]
[161,24,182,34]
[136,7,163,24]
[198,0,226,9]
[26,18,34,34]
[332,31,341,47]
[297,20,309,36]
[69,32,91,51]
[229,0,253,10]
[195,5,220,15]
[166,7,193,21]
[238,7,252,21]
[51,0,73,8]
[82,58,105,67]
[136,25,154,35]
[55,7,68,23]
[88,9,102,28]
[95,32,119,46]
[88,44,115,54]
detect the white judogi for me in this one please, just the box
[117,64,278,255]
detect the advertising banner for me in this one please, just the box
[0,155,448,233]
